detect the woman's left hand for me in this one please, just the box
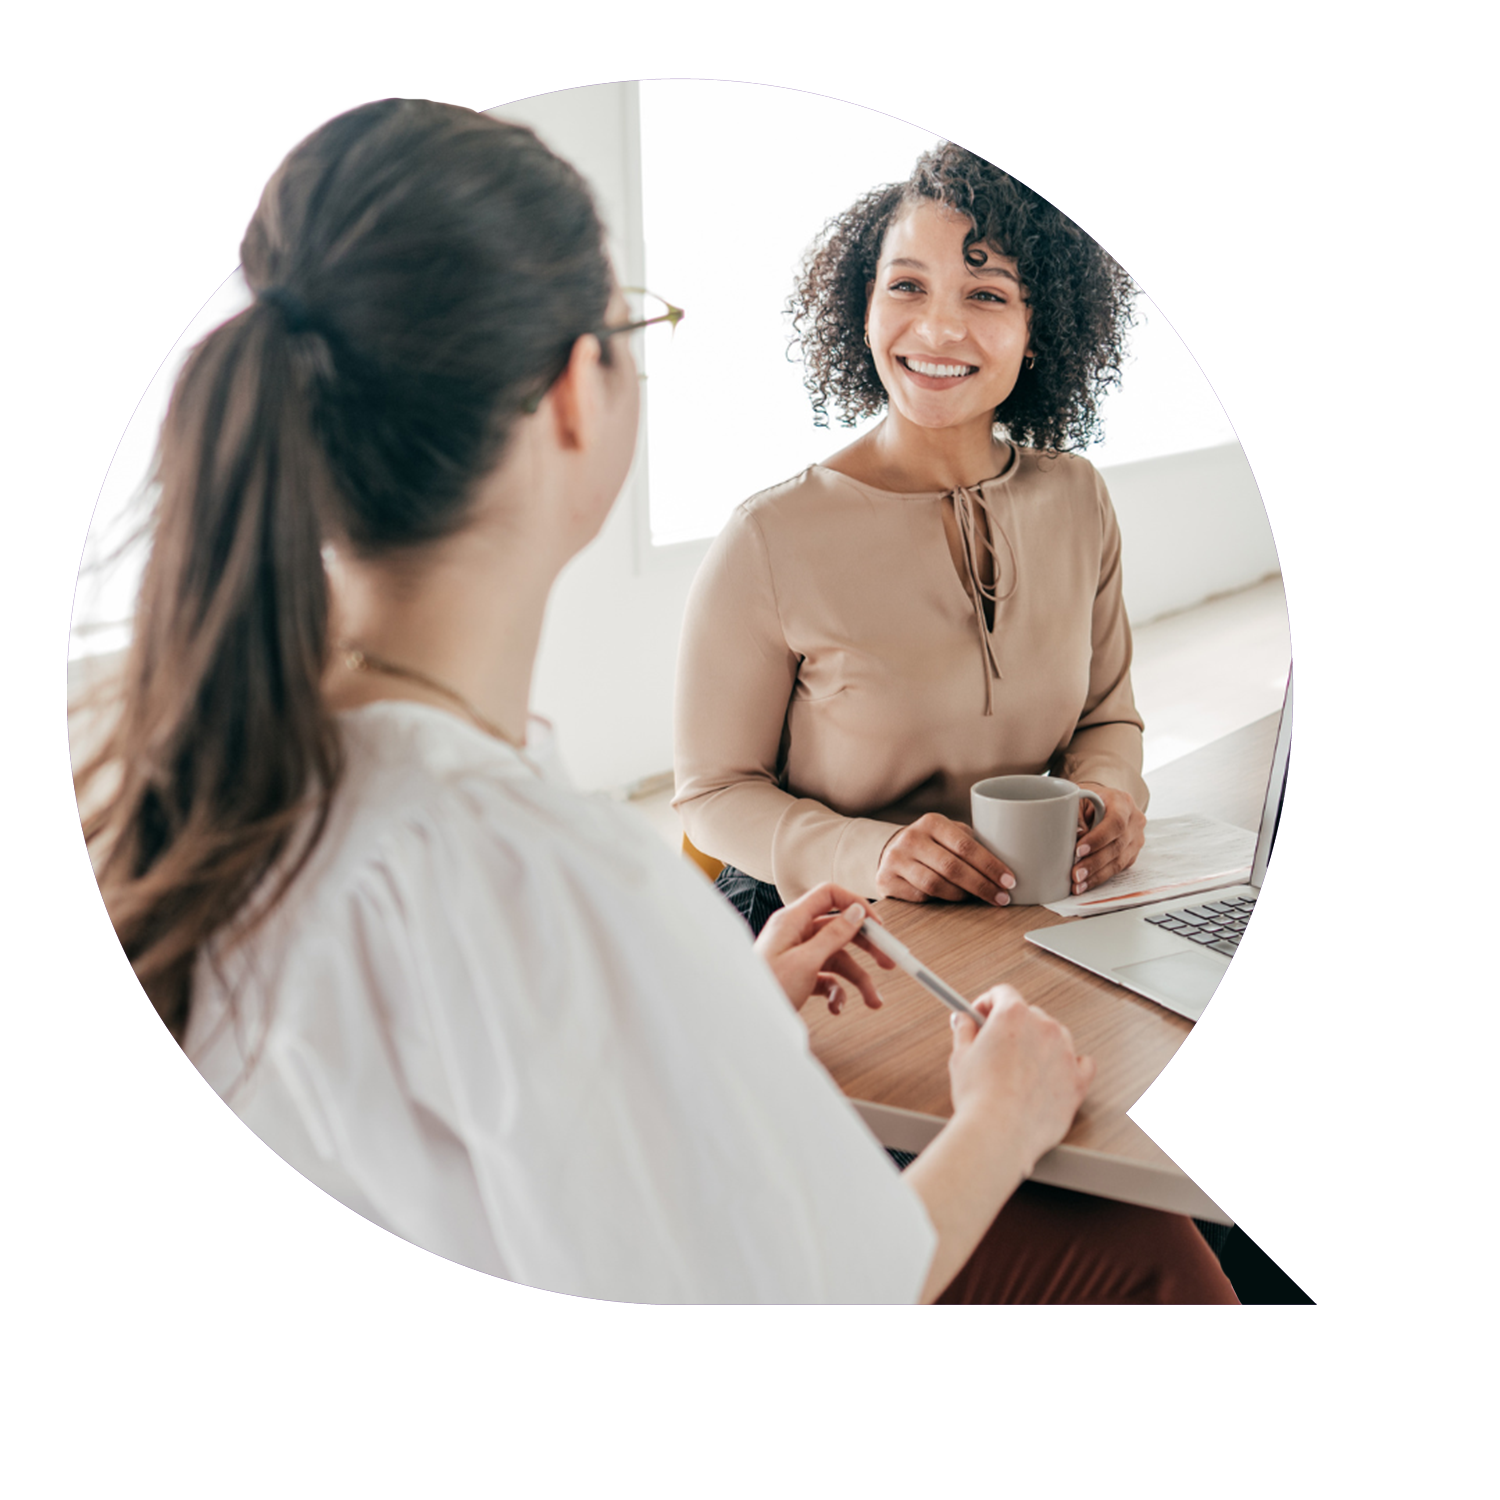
[1071,784,1146,896]
[754,882,896,1015]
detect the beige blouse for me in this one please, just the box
[672,446,1148,901]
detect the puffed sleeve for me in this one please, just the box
[1054,472,1150,810]
[236,773,935,1304]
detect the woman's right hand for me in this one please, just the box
[947,986,1094,1175]
[875,813,1016,906]
[753,882,896,1016]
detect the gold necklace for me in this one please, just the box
[339,646,527,752]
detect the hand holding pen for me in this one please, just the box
[859,918,1095,1155]
[860,916,1095,1175]
[760,896,1092,1176]
[944,986,1095,1177]
[753,883,898,1014]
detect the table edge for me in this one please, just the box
[852,1100,1232,1226]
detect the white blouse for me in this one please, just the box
[185,702,935,1303]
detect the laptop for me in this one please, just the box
[1026,674,1292,1022]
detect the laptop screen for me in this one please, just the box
[1251,670,1293,888]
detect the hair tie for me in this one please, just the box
[257,284,317,335]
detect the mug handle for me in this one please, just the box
[1079,789,1108,833]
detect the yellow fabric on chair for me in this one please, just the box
[681,835,725,882]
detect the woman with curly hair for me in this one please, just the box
[674,143,1149,933]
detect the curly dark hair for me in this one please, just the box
[787,143,1135,451]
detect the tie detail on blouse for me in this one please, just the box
[950,483,1018,716]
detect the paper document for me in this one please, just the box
[1042,814,1256,917]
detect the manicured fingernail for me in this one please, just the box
[846,903,865,923]
[995,893,1010,906]
[1000,874,1016,889]
[1077,844,1090,858]
[1076,881,1088,894]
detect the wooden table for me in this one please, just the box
[803,712,1281,1226]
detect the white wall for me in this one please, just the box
[1102,441,1280,623]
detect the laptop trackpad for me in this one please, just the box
[1115,949,1227,1020]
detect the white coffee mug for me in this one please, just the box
[970,775,1107,906]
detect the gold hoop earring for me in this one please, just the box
[863,329,871,348]
[1024,353,1036,370]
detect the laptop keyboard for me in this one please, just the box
[1145,893,1256,958]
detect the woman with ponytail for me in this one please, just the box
[78,99,1234,1303]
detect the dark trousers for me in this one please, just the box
[939,1181,1239,1303]
[714,864,784,935]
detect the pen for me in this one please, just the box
[857,917,985,1025]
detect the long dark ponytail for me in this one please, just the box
[76,99,613,1038]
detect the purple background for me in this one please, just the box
[67,79,1314,1302]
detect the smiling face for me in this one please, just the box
[865,199,1033,439]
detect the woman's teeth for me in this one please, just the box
[901,357,975,378]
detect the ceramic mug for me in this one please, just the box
[970,775,1108,906]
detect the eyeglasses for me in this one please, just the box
[595,287,686,342]
[522,288,684,413]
